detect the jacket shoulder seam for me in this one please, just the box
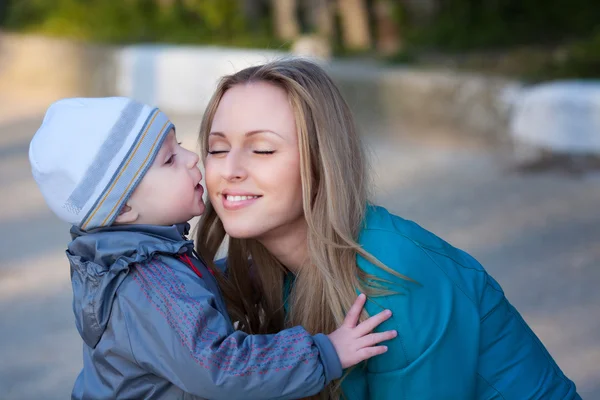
[504,300,572,387]
[476,372,507,399]
[362,227,484,309]
[417,243,479,308]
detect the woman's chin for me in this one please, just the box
[222,223,263,240]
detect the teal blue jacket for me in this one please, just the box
[286,205,580,399]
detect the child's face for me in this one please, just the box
[122,129,205,226]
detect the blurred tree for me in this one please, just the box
[183,0,246,39]
[414,0,600,50]
[372,0,401,55]
[338,0,371,50]
[240,0,265,31]
[155,0,176,8]
[0,0,10,24]
[3,0,600,77]
[271,0,299,40]
[302,0,334,38]
[402,0,439,25]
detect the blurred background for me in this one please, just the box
[0,1,599,399]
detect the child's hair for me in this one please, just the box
[196,59,409,399]
[29,97,173,230]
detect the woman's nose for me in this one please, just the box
[223,150,247,181]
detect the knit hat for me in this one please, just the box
[29,97,174,230]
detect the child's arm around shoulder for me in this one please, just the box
[117,255,340,400]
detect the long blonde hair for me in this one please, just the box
[196,59,406,399]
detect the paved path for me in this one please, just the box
[1,100,598,398]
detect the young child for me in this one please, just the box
[29,97,396,400]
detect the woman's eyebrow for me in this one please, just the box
[209,130,283,139]
[246,130,283,139]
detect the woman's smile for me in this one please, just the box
[220,191,262,210]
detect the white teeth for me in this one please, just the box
[226,195,259,202]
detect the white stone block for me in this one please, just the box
[510,81,600,154]
[115,45,288,114]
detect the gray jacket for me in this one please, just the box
[67,223,341,399]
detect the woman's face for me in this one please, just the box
[205,81,305,241]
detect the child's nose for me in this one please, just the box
[185,149,200,168]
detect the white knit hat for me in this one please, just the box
[29,97,174,230]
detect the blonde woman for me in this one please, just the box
[196,59,580,399]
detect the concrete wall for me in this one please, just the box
[1,32,521,143]
[328,62,522,143]
[115,45,286,114]
[0,33,115,100]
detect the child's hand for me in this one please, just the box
[327,293,396,369]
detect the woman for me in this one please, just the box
[196,59,580,399]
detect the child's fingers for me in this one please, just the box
[354,309,392,336]
[356,330,397,349]
[355,345,388,362]
[343,293,367,328]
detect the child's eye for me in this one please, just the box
[254,150,275,155]
[165,155,175,165]
[207,150,228,155]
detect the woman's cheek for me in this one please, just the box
[204,162,219,196]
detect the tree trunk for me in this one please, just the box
[373,0,401,55]
[240,0,264,30]
[402,0,440,25]
[0,0,10,25]
[304,0,334,38]
[337,0,371,50]
[271,0,300,41]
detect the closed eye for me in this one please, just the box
[254,150,275,155]
[208,150,228,155]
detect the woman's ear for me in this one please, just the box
[114,204,139,225]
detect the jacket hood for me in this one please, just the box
[67,223,193,348]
